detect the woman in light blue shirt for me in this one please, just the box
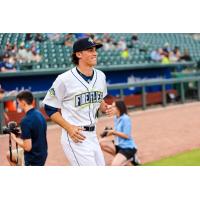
[100,100,140,166]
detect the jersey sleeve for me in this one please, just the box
[42,76,66,109]
[20,119,32,140]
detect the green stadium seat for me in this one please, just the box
[0,33,199,70]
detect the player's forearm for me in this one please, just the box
[50,112,72,132]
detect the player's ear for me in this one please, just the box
[76,51,82,58]
[21,99,27,107]
[76,52,82,59]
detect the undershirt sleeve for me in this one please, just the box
[44,104,59,117]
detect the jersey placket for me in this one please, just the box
[71,68,97,126]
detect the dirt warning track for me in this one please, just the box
[1,102,200,166]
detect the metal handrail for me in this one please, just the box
[0,61,196,78]
[107,76,200,89]
[1,76,200,133]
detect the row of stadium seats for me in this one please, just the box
[1,33,200,70]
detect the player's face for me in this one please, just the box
[78,47,98,67]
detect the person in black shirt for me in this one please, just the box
[180,48,192,62]
[7,91,48,166]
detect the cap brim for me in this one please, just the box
[94,43,103,49]
[83,43,103,51]
[74,43,103,53]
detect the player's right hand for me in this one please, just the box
[67,125,86,143]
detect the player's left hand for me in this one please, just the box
[99,100,108,113]
[105,105,114,117]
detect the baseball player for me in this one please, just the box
[43,37,113,166]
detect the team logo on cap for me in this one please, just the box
[88,38,94,44]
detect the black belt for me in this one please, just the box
[83,126,95,132]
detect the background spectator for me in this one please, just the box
[25,33,33,42]
[128,33,139,48]
[169,51,179,63]
[17,42,28,63]
[64,33,73,47]
[150,48,163,62]
[74,33,87,39]
[47,33,61,41]
[173,46,181,60]
[180,49,192,61]
[35,33,44,42]
[103,38,115,51]
[161,51,170,64]
[117,37,127,50]
[121,48,129,59]
[0,53,16,72]
[32,49,42,62]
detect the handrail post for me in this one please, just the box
[180,82,185,103]
[120,88,124,100]
[35,97,40,109]
[162,84,167,107]
[142,86,146,110]
[0,100,4,134]
[197,80,200,101]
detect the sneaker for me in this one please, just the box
[130,154,141,166]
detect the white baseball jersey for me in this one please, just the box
[43,67,107,166]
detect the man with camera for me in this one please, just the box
[7,91,48,166]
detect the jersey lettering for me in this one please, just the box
[75,91,103,107]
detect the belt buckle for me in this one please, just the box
[88,124,94,131]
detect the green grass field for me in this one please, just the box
[144,148,200,166]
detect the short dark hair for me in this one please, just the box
[16,91,33,105]
[71,52,79,65]
[115,100,127,116]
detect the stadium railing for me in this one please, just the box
[0,61,196,78]
[1,75,200,133]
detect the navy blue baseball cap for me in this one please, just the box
[73,37,103,53]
